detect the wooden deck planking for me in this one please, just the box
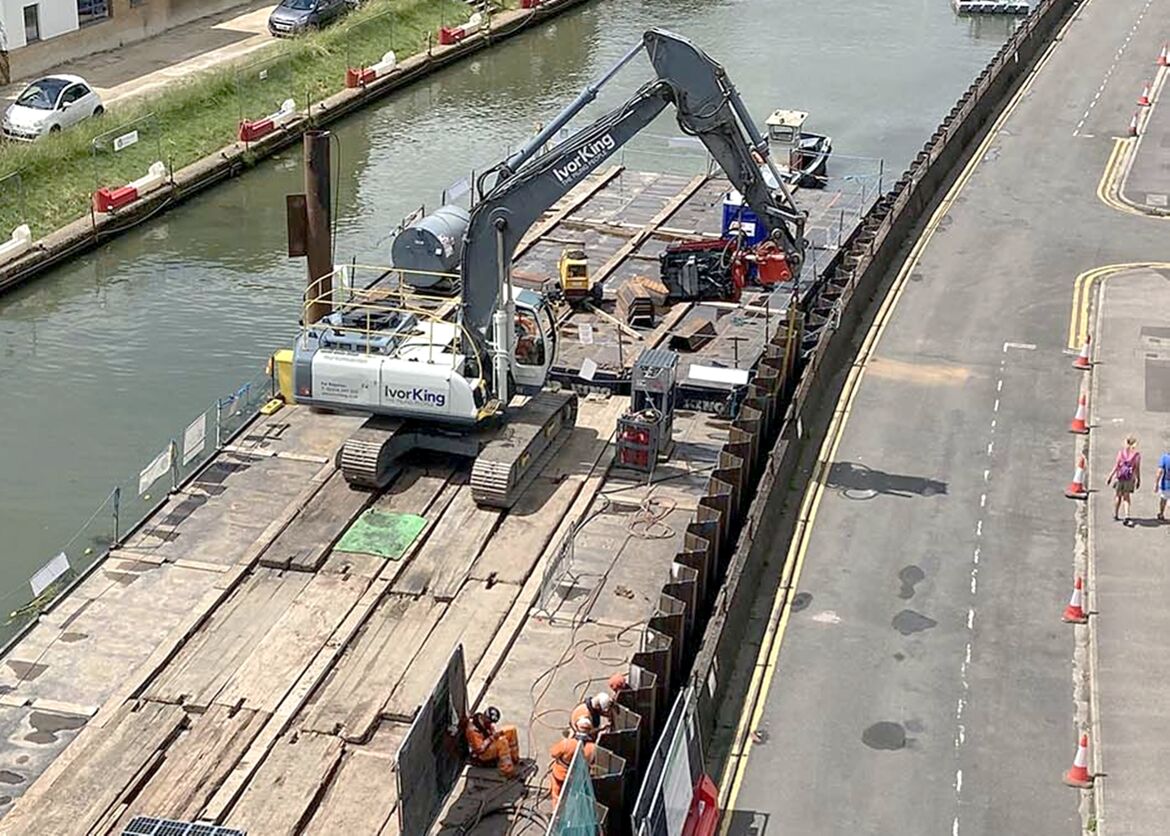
[260,471,372,572]
[142,570,312,709]
[0,701,186,836]
[224,730,344,836]
[382,580,518,721]
[0,158,825,833]
[213,561,372,714]
[104,705,268,833]
[470,395,626,586]
[392,475,501,599]
[117,455,322,567]
[299,594,445,741]
[300,747,398,836]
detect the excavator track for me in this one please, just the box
[471,391,578,509]
[339,416,406,490]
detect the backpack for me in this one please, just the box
[1118,454,1135,482]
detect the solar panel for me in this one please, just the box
[121,816,246,836]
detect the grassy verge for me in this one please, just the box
[0,0,480,239]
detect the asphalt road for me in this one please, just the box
[720,0,1170,832]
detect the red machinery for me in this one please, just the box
[659,238,793,303]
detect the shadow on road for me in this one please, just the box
[826,461,948,499]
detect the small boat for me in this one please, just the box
[764,109,831,189]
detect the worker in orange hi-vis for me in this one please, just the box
[465,706,520,778]
[549,716,596,805]
[607,673,629,697]
[569,690,616,740]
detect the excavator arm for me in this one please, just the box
[460,27,808,344]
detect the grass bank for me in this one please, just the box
[0,0,479,239]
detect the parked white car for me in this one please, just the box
[2,75,104,142]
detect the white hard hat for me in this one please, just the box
[594,692,612,711]
[574,715,594,732]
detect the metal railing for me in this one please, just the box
[2,364,277,650]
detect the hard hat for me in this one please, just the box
[608,673,628,692]
[485,706,501,724]
[594,692,612,711]
[574,715,594,733]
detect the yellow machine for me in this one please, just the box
[558,246,593,304]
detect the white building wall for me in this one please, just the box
[0,0,80,51]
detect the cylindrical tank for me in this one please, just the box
[391,204,470,288]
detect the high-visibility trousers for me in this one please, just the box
[471,725,520,777]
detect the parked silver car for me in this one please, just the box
[2,75,104,141]
[267,0,351,37]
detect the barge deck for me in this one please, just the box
[0,162,873,835]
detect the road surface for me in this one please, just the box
[720,0,1170,832]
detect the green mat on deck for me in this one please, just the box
[334,510,427,560]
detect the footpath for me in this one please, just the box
[1089,267,1170,834]
[0,1,277,108]
[1120,60,1170,213]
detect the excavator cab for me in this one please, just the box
[511,288,558,394]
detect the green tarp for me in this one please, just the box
[334,509,427,560]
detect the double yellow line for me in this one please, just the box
[1096,65,1169,217]
[716,17,1068,825]
[1068,263,1170,349]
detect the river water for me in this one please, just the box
[0,0,1013,610]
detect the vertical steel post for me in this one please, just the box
[304,130,333,325]
[112,486,121,545]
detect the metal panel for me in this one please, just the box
[395,645,468,835]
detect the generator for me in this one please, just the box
[658,239,740,302]
[617,349,679,472]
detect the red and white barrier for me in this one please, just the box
[521,0,545,8]
[238,98,297,143]
[1158,43,1168,67]
[346,50,398,88]
[0,224,32,265]
[93,161,168,214]
[438,12,484,45]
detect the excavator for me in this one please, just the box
[292,27,808,509]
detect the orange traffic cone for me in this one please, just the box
[1073,335,1091,370]
[1069,394,1089,434]
[1158,43,1169,67]
[1065,454,1088,499]
[1064,733,1093,787]
[1128,112,1140,138]
[1138,81,1152,107]
[1062,576,1089,623]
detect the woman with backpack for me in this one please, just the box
[1107,435,1141,523]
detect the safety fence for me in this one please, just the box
[548,741,604,835]
[631,686,707,836]
[1,365,275,649]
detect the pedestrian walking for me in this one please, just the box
[1154,445,1170,521]
[1107,435,1141,523]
